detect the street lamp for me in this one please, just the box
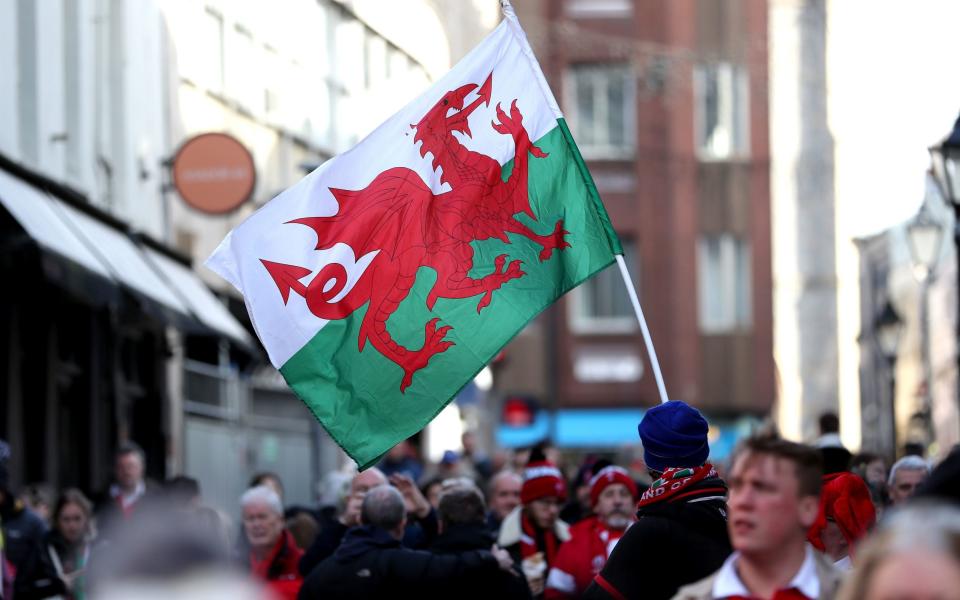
[875,301,904,360]
[929,114,960,207]
[875,300,903,457]
[930,113,960,417]
[907,202,944,282]
[906,201,943,450]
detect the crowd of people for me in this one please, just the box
[1,402,959,599]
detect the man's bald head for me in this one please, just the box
[351,468,387,495]
[488,470,523,520]
[361,485,407,539]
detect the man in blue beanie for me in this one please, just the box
[583,401,732,600]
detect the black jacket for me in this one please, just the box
[298,509,438,576]
[430,523,532,600]
[1,502,47,569]
[298,525,500,600]
[10,529,75,600]
[584,478,732,600]
[2,502,56,599]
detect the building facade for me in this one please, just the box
[0,0,484,510]
[495,0,774,459]
[856,183,959,461]
[770,0,960,455]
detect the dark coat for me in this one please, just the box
[1,502,47,569]
[583,479,732,600]
[298,509,438,577]
[430,523,532,600]
[2,502,54,599]
[92,481,160,540]
[10,529,70,600]
[298,525,499,600]
[297,516,348,576]
[485,511,503,537]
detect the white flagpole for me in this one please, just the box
[616,255,669,404]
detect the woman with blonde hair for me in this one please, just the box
[838,502,960,600]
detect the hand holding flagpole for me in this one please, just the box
[616,255,669,404]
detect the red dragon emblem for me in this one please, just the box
[261,74,570,391]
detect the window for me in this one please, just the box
[697,235,752,333]
[565,64,633,158]
[570,240,639,333]
[694,62,749,160]
[17,0,38,163]
[183,359,240,420]
[365,35,387,89]
[565,0,632,19]
[263,46,282,119]
[228,25,260,112]
[63,0,81,178]
[200,8,225,94]
[335,18,364,93]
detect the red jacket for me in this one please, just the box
[544,516,627,599]
[249,529,304,600]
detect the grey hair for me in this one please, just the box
[360,485,405,530]
[883,502,960,553]
[487,470,522,495]
[441,477,479,493]
[837,502,960,600]
[240,485,283,516]
[887,455,931,487]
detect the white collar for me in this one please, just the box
[110,481,145,508]
[833,555,852,571]
[712,544,820,599]
[814,433,844,449]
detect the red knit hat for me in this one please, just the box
[589,465,639,507]
[521,459,567,504]
[807,472,876,554]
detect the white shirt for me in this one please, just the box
[833,555,852,571]
[712,544,820,599]
[814,433,844,449]
[109,480,146,510]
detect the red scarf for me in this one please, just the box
[727,589,810,600]
[584,517,626,570]
[637,464,724,508]
[249,529,294,579]
[521,511,560,566]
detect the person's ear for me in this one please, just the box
[798,495,820,529]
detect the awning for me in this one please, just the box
[496,408,760,461]
[496,408,644,449]
[0,169,110,276]
[53,200,193,324]
[0,167,252,347]
[142,247,253,347]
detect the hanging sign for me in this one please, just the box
[172,132,256,214]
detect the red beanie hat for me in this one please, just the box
[589,465,639,507]
[807,472,877,554]
[521,459,567,504]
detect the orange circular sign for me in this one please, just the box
[172,133,256,214]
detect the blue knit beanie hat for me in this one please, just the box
[638,401,710,472]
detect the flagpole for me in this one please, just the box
[616,255,669,404]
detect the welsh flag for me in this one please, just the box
[207,4,622,469]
